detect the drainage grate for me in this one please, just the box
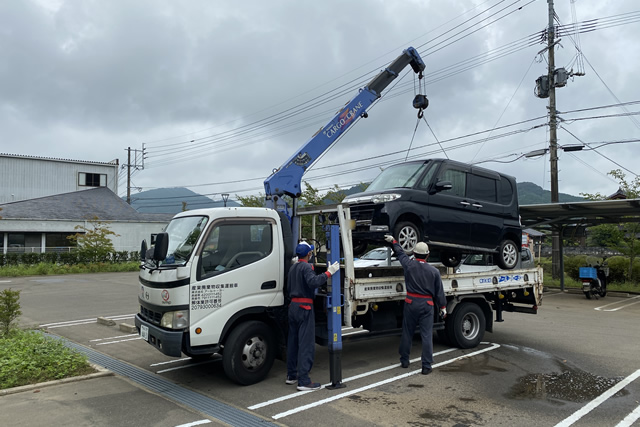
[48,333,276,426]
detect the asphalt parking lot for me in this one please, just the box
[2,272,640,426]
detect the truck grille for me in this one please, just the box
[140,306,162,326]
[350,206,375,227]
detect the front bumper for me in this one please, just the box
[135,314,183,357]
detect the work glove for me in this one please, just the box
[384,235,395,243]
[439,308,447,319]
[327,261,340,276]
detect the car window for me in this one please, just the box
[469,174,497,202]
[417,163,437,189]
[499,178,514,205]
[439,169,466,197]
[361,249,389,260]
[367,163,429,191]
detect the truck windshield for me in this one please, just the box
[162,216,209,266]
[366,162,431,192]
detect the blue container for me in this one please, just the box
[579,267,598,280]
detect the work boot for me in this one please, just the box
[400,359,409,368]
[422,367,432,375]
[297,382,321,391]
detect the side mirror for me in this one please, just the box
[140,240,148,261]
[153,232,169,261]
[434,180,453,192]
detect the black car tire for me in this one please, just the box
[440,251,462,268]
[394,221,421,253]
[496,239,519,270]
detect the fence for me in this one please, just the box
[0,250,140,267]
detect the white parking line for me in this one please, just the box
[95,337,142,346]
[156,360,217,374]
[90,334,139,342]
[39,314,136,328]
[175,420,211,427]
[270,344,500,419]
[150,358,193,367]
[248,347,458,410]
[555,368,640,427]
[0,280,12,283]
[616,404,640,427]
[595,295,640,312]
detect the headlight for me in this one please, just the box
[371,193,401,204]
[161,310,189,329]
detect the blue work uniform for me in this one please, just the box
[286,259,330,387]
[392,242,446,370]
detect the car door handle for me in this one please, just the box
[261,280,276,290]
[472,203,483,208]
[459,201,471,206]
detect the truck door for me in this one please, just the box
[189,218,281,347]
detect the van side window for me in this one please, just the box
[440,169,466,197]
[469,175,497,202]
[199,221,273,279]
[500,178,514,205]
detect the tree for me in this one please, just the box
[581,169,640,281]
[66,216,119,263]
[236,193,266,207]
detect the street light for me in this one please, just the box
[221,193,229,207]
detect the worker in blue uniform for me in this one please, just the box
[286,242,340,391]
[385,235,447,375]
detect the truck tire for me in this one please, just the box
[446,302,485,349]
[222,321,275,385]
[496,239,519,270]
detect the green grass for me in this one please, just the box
[0,262,139,277]
[0,329,95,389]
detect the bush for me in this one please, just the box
[0,330,94,389]
[0,288,21,337]
[605,256,629,283]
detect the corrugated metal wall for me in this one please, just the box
[0,156,118,203]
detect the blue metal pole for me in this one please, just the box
[326,223,345,389]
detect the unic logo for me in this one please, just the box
[161,290,170,302]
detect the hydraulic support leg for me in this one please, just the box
[325,223,346,390]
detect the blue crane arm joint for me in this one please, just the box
[263,47,426,200]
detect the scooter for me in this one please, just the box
[579,265,608,300]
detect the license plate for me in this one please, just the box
[140,324,149,341]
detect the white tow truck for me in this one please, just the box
[134,47,543,386]
[135,204,543,385]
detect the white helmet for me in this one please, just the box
[414,242,430,255]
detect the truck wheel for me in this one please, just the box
[440,251,462,268]
[446,302,485,349]
[496,239,519,270]
[222,321,275,385]
[394,221,421,253]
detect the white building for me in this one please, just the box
[0,153,119,204]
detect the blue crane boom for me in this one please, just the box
[263,47,426,215]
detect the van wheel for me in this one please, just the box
[222,321,275,385]
[394,221,421,253]
[440,251,462,268]
[446,302,485,349]
[497,240,519,270]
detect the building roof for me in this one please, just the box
[520,198,640,229]
[0,187,172,222]
[0,153,118,166]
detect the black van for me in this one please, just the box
[343,159,522,269]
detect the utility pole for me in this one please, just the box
[124,146,146,205]
[547,0,562,281]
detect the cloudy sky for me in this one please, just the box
[2,0,638,206]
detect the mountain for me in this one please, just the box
[124,187,240,214]
[517,182,585,205]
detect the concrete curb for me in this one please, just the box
[544,287,636,298]
[0,364,113,397]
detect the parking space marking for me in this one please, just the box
[175,420,211,427]
[0,280,12,283]
[96,337,142,346]
[616,403,640,427]
[156,359,218,374]
[248,347,458,410]
[267,344,500,419]
[39,314,136,328]
[595,295,640,312]
[90,334,139,342]
[555,368,640,427]
[150,358,193,367]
